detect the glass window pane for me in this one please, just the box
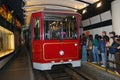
[44,14,78,40]
[33,18,40,40]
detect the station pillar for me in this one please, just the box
[111,0,120,35]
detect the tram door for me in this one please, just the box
[31,16,42,62]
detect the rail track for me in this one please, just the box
[33,65,93,80]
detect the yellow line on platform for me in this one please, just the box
[86,62,120,77]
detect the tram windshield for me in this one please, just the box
[44,13,78,40]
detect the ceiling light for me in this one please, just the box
[24,16,26,19]
[74,9,77,12]
[23,0,26,3]
[11,10,14,14]
[96,2,102,8]
[84,4,87,7]
[82,9,87,14]
[22,7,25,10]
[72,16,75,19]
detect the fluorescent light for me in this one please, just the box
[23,0,26,3]
[72,16,75,19]
[74,9,77,12]
[22,7,25,10]
[82,9,87,14]
[11,10,14,13]
[23,16,27,19]
[96,2,102,8]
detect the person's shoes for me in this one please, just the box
[115,71,120,75]
[92,62,97,63]
[97,62,100,65]
[101,65,106,67]
[82,61,87,63]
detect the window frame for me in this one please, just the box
[43,13,78,40]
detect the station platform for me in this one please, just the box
[0,46,34,80]
[79,62,120,80]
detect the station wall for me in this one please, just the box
[81,10,113,36]
[79,0,113,36]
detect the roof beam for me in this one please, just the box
[75,0,92,5]
[25,4,79,10]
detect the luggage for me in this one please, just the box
[115,52,120,70]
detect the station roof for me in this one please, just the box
[2,0,100,26]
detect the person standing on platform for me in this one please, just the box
[92,34,100,63]
[81,33,87,62]
[102,31,109,41]
[108,31,116,68]
[98,36,107,67]
[113,36,120,74]
[87,35,93,62]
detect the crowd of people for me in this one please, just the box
[81,31,120,75]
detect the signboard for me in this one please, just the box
[0,4,21,28]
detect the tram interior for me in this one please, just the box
[44,14,78,40]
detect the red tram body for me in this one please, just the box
[30,11,82,70]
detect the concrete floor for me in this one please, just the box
[0,46,34,80]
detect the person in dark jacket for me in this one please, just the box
[98,36,107,67]
[114,36,120,75]
[87,35,93,62]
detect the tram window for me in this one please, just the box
[33,19,40,40]
[44,14,78,40]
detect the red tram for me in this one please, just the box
[29,11,82,70]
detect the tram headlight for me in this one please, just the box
[51,61,55,64]
[59,50,64,56]
[74,43,78,46]
[69,59,72,62]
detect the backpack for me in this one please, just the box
[109,41,119,54]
